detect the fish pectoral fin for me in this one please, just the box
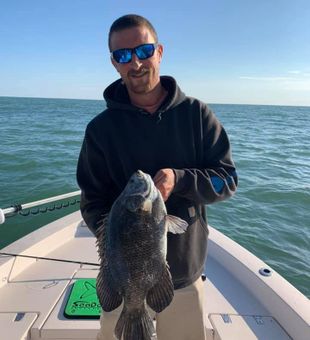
[146,264,174,313]
[96,267,122,312]
[166,215,188,234]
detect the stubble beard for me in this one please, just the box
[126,68,158,95]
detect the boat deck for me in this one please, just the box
[0,211,308,340]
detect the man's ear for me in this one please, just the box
[157,44,164,63]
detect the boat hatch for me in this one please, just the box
[209,314,292,340]
[0,312,38,339]
[40,270,100,339]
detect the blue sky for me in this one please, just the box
[1,0,309,106]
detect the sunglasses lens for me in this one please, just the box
[112,44,157,63]
[136,44,155,60]
[113,49,132,63]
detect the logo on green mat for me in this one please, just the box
[64,279,101,318]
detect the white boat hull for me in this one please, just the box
[0,211,309,339]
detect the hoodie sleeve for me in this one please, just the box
[76,126,112,235]
[172,106,238,204]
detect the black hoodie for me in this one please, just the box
[77,76,238,289]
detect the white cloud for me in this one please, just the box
[240,70,310,82]
[282,78,310,92]
[177,72,310,106]
[236,73,310,105]
[239,76,291,81]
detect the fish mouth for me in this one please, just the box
[136,170,144,178]
[136,171,152,198]
[124,171,156,212]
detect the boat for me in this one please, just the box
[0,192,309,340]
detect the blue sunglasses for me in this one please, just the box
[111,43,158,64]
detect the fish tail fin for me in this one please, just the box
[115,305,156,340]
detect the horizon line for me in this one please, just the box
[0,95,309,108]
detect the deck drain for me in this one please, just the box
[14,313,25,322]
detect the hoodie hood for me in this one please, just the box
[103,76,186,113]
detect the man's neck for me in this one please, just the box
[129,83,168,114]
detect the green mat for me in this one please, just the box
[64,279,101,319]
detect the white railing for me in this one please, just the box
[0,190,81,224]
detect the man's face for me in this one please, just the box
[110,26,163,95]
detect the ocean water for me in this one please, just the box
[0,96,309,298]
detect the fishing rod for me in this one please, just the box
[0,190,97,266]
[0,190,81,224]
[0,252,99,267]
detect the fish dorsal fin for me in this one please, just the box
[95,214,109,237]
[166,215,188,234]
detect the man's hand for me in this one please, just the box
[153,168,175,201]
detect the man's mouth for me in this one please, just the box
[129,69,148,78]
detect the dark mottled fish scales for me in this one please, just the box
[96,171,188,340]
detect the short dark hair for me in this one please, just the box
[108,14,158,51]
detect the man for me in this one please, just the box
[77,14,237,340]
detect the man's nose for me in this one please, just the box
[130,53,142,69]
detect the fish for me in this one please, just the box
[96,170,188,340]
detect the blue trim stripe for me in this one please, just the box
[210,176,225,193]
[211,171,237,193]
[226,170,237,185]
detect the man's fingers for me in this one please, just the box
[153,171,165,184]
[153,169,175,201]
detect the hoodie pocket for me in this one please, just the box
[167,196,209,235]
[193,205,209,235]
